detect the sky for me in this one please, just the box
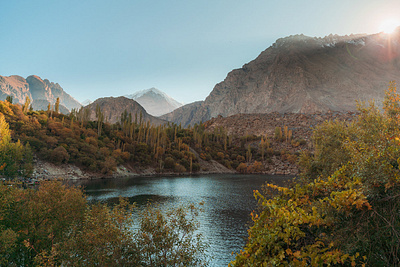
[1,0,400,105]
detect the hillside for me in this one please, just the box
[85,96,166,125]
[160,101,206,127]
[163,30,400,126]
[203,111,358,139]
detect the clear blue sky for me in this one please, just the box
[1,0,399,104]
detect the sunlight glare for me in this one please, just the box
[379,19,400,34]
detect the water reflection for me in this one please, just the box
[74,174,292,266]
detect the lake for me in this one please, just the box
[75,174,293,266]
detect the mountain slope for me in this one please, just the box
[85,96,166,125]
[125,88,183,116]
[0,75,81,112]
[164,30,400,126]
[160,101,208,127]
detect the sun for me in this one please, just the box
[379,19,400,34]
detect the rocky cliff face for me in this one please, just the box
[160,101,207,127]
[125,88,183,117]
[0,75,81,112]
[85,96,166,125]
[164,30,400,126]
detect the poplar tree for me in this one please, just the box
[23,96,31,113]
[55,97,60,114]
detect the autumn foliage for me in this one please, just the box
[0,180,207,266]
[231,83,400,266]
[0,99,301,178]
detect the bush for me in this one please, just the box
[236,155,245,162]
[179,158,190,170]
[192,163,200,172]
[50,146,70,164]
[135,203,208,266]
[0,181,209,266]
[251,161,263,173]
[100,156,117,175]
[164,157,175,169]
[236,162,247,173]
[174,163,186,173]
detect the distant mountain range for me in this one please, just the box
[3,29,400,128]
[0,75,176,125]
[162,29,400,127]
[125,88,183,117]
[0,75,82,112]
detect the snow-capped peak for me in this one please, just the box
[125,88,183,116]
[81,99,92,106]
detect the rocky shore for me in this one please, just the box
[32,157,235,181]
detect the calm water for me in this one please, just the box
[75,174,292,266]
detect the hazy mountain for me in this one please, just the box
[85,96,165,125]
[163,29,400,127]
[125,88,183,116]
[0,75,81,112]
[81,99,92,106]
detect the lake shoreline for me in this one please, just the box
[32,156,298,181]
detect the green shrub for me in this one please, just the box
[164,157,175,169]
[50,146,70,164]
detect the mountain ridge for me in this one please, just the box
[163,30,400,127]
[0,75,82,112]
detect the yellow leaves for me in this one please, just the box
[293,250,301,258]
[265,183,289,193]
[329,188,371,213]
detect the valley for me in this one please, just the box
[1,30,398,179]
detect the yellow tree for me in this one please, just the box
[232,84,400,266]
[0,114,33,178]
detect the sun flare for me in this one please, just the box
[379,19,400,34]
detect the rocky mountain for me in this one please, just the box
[0,75,81,112]
[85,96,166,125]
[163,29,400,127]
[125,88,183,116]
[160,101,207,127]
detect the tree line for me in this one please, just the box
[0,98,304,179]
